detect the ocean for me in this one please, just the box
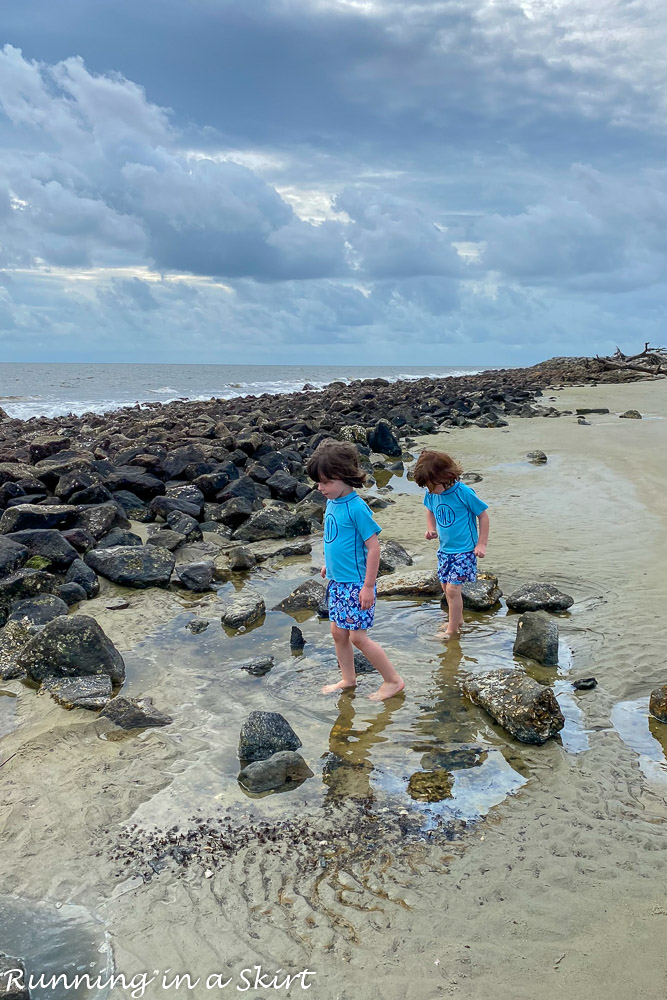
[0,363,487,420]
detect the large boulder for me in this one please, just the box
[266,470,300,501]
[0,537,28,577]
[99,696,172,729]
[461,668,564,744]
[8,594,69,626]
[146,529,186,552]
[5,529,78,571]
[29,435,71,464]
[150,495,201,520]
[166,510,202,541]
[0,462,40,485]
[377,570,441,597]
[273,579,327,615]
[0,504,77,534]
[85,545,175,588]
[217,496,254,528]
[506,582,574,612]
[40,674,112,710]
[96,528,143,549]
[513,610,559,665]
[176,561,214,592]
[232,507,310,542]
[461,575,502,610]
[0,569,60,609]
[378,539,413,575]
[74,502,128,540]
[238,751,313,793]
[104,467,166,500]
[367,419,401,457]
[64,558,100,598]
[220,589,266,629]
[238,711,303,762]
[649,685,667,723]
[17,615,125,684]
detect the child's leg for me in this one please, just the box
[351,631,405,701]
[443,582,464,635]
[324,622,357,694]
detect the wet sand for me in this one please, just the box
[1,380,666,999]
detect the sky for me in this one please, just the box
[1,0,666,365]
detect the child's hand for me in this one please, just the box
[474,543,486,558]
[425,530,438,540]
[359,584,375,610]
[320,565,327,578]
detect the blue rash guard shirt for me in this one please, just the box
[423,481,488,554]
[324,492,382,584]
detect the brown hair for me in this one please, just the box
[306,439,366,488]
[413,450,462,490]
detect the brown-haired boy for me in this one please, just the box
[413,450,490,638]
[306,440,405,700]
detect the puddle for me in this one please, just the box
[611,698,667,787]
[0,896,113,1000]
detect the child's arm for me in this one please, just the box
[474,510,489,557]
[425,509,438,540]
[360,534,381,609]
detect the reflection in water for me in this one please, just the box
[322,692,404,802]
[611,699,667,787]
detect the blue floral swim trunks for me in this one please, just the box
[437,550,477,585]
[328,581,376,631]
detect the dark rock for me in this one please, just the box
[74,502,125,540]
[367,419,401,457]
[217,475,264,504]
[29,434,71,463]
[165,484,205,511]
[238,751,313,793]
[105,598,129,610]
[513,610,559,665]
[5,529,78,570]
[619,409,642,419]
[266,470,300,500]
[228,545,257,570]
[233,507,310,542]
[461,668,565,744]
[290,625,306,651]
[0,461,42,485]
[506,582,574,612]
[0,536,28,576]
[217,496,254,528]
[460,575,502,610]
[111,490,150,518]
[576,408,609,415]
[577,417,591,425]
[649,684,667,723]
[55,470,100,501]
[18,615,125,684]
[238,655,275,676]
[192,469,235,498]
[146,529,186,552]
[238,710,303,762]
[420,745,486,770]
[104,466,166,500]
[526,450,548,463]
[85,545,175,588]
[0,504,77,534]
[40,673,112,710]
[96,528,143,549]
[377,570,441,596]
[166,510,202,540]
[8,594,69,626]
[461,472,483,483]
[0,621,32,679]
[378,539,413,575]
[185,618,209,634]
[0,482,25,508]
[273,579,327,615]
[200,521,233,538]
[150,495,200,520]
[99,696,172,729]
[176,561,214,592]
[572,677,597,691]
[353,650,375,674]
[69,483,113,506]
[0,569,60,608]
[0,953,30,1000]
[220,590,266,629]
[58,581,88,605]
[61,527,96,553]
[64,558,100,598]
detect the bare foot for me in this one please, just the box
[322,679,357,694]
[441,629,460,640]
[368,678,405,701]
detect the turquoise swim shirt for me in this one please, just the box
[324,492,381,583]
[423,481,488,554]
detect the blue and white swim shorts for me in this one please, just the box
[328,581,376,631]
[436,550,477,585]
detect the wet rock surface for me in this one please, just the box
[378,539,413,575]
[85,544,175,588]
[377,570,441,597]
[100,696,173,729]
[649,684,667,723]
[18,615,125,684]
[238,655,275,676]
[460,575,502,610]
[40,673,113,710]
[273,579,327,615]
[238,751,314,793]
[461,668,565,744]
[238,710,303,762]
[220,589,266,629]
[513,610,559,666]
[506,582,574,612]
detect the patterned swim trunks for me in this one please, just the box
[437,550,477,585]
[328,581,376,631]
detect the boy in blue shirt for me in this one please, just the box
[414,449,490,638]
[306,440,405,701]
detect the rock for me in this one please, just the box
[220,589,266,629]
[61,527,96,553]
[577,417,591,425]
[150,496,200,520]
[176,561,214,592]
[649,684,667,723]
[105,598,129,610]
[0,462,41,485]
[0,504,77,534]
[0,954,30,1000]
[460,668,565,744]
[74,502,124,540]
[290,625,306,651]
[0,569,60,609]
[460,575,502,610]
[166,510,202,540]
[104,467,165,501]
[238,710,303,762]
[232,507,311,542]
[377,570,441,597]
[5,529,78,570]
[85,545,175,588]
[146,529,186,552]
[273,579,327,615]
[17,615,125,684]
[238,655,275,676]
[64,558,100,598]
[247,538,312,563]
[238,751,313,793]
[216,496,254,529]
[29,434,71,463]
[407,770,454,802]
[367,419,401,457]
[526,450,548,463]
[99,696,173,729]
[228,544,257,570]
[185,618,209,634]
[506,582,574,612]
[8,594,69,626]
[339,424,368,444]
[461,472,483,484]
[266,470,300,500]
[0,620,33,680]
[96,528,143,549]
[619,409,642,419]
[576,407,609,415]
[40,674,112,710]
[513,610,559,665]
[58,581,88,605]
[378,539,413,575]
[200,521,233,538]
[353,650,375,674]
[573,677,597,691]
[0,537,28,577]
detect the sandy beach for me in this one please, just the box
[1,378,666,1000]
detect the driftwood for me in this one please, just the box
[595,343,667,377]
